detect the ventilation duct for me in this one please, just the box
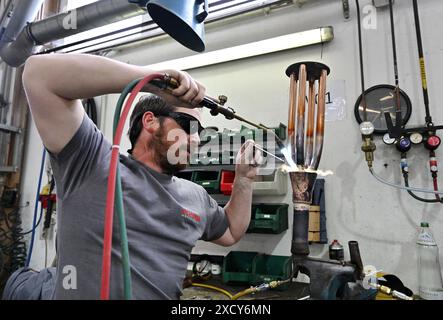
[0,0,148,67]
[0,0,208,67]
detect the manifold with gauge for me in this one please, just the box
[355,0,443,204]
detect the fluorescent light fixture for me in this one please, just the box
[147,26,333,71]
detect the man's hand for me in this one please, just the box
[234,139,263,181]
[153,69,206,108]
[22,54,206,153]
[213,140,262,247]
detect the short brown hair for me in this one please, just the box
[127,94,176,153]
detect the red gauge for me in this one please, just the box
[425,135,441,151]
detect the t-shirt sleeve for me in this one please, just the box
[48,114,111,198]
[200,191,229,242]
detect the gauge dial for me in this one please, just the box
[397,137,412,153]
[354,85,412,134]
[383,133,396,145]
[426,135,441,151]
[410,132,423,145]
[360,121,375,136]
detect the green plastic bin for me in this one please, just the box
[247,204,289,234]
[174,171,193,181]
[269,123,287,141]
[252,254,292,290]
[192,170,221,193]
[222,251,258,284]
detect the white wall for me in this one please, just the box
[21,0,443,294]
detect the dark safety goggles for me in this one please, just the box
[166,112,205,135]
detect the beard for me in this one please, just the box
[149,125,189,175]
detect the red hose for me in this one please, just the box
[101,73,164,300]
[433,176,440,201]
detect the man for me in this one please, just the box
[21,54,259,299]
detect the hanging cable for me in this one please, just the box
[428,151,442,202]
[400,155,442,203]
[412,0,432,126]
[355,0,367,121]
[25,149,46,267]
[83,98,98,126]
[19,205,44,235]
[388,0,403,137]
[0,206,27,273]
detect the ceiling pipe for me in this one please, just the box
[0,0,46,64]
[0,0,148,67]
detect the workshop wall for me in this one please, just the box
[21,0,443,294]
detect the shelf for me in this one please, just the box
[252,168,288,196]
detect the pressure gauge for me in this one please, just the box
[194,260,211,276]
[382,133,396,145]
[396,137,411,153]
[359,121,375,136]
[410,132,423,145]
[354,85,412,134]
[425,135,441,151]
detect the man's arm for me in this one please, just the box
[212,140,259,246]
[22,53,205,154]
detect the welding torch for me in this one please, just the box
[149,75,286,150]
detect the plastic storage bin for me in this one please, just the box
[192,170,221,193]
[248,204,289,234]
[252,168,288,195]
[174,171,193,181]
[252,254,292,290]
[222,251,258,284]
[220,171,235,195]
[267,123,287,141]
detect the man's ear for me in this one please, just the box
[141,111,159,134]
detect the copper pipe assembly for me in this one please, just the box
[305,79,316,168]
[295,64,307,166]
[311,69,328,170]
[285,62,330,257]
[286,62,330,171]
[288,73,297,160]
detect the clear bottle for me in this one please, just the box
[417,222,443,300]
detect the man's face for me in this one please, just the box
[150,108,202,175]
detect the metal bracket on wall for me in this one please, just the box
[342,0,350,20]
[0,166,18,173]
[0,124,21,134]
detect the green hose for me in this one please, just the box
[112,79,140,299]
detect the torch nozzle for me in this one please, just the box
[150,75,287,150]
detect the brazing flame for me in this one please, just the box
[279,146,333,176]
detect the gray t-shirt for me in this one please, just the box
[49,115,229,300]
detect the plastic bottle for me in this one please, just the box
[329,239,344,261]
[417,222,443,300]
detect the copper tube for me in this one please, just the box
[304,79,316,168]
[296,64,307,166]
[288,73,297,160]
[310,69,327,170]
